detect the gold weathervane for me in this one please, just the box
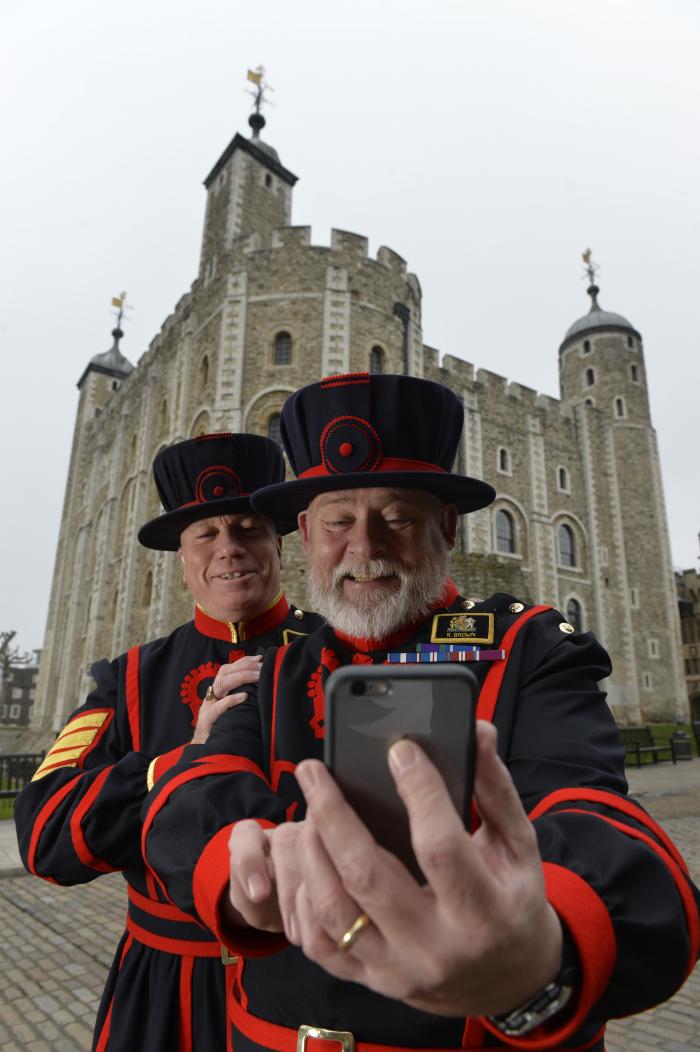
[581,248,599,286]
[246,66,274,118]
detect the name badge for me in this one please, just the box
[430,612,495,644]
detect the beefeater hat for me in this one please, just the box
[138,432,292,551]
[251,372,495,520]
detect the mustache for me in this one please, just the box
[329,559,404,587]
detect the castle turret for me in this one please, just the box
[559,255,686,723]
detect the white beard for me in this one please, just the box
[307,549,450,640]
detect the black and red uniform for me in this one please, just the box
[15,595,320,1052]
[142,585,700,1052]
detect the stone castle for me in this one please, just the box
[27,107,688,747]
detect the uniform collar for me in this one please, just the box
[194,592,290,643]
[332,579,460,654]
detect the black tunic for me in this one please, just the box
[15,595,321,1052]
[142,586,700,1051]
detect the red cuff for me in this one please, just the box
[192,819,289,957]
[480,863,615,1049]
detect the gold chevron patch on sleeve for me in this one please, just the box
[32,710,112,781]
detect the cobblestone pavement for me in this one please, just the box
[1,761,699,1050]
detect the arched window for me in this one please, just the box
[496,510,515,554]
[585,367,595,387]
[558,466,569,492]
[566,598,582,632]
[369,346,383,375]
[267,413,282,447]
[583,339,591,354]
[558,524,576,567]
[630,364,639,382]
[615,397,626,418]
[274,332,292,365]
[198,355,209,391]
[627,335,634,349]
[497,448,510,474]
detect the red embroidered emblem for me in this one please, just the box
[180,661,220,726]
[306,650,374,738]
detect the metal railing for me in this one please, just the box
[0,753,44,798]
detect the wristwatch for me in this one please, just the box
[487,938,580,1037]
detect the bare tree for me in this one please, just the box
[0,631,31,697]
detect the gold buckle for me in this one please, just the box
[221,945,238,966]
[297,1024,355,1052]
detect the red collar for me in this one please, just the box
[194,593,290,643]
[332,579,460,653]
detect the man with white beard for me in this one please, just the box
[143,373,700,1052]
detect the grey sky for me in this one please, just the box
[2,0,698,653]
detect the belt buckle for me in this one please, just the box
[221,945,239,966]
[297,1024,355,1052]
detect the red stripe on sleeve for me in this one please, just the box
[126,645,141,751]
[69,766,119,873]
[153,745,187,785]
[476,606,551,723]
[141,755,273,899]
[528,787,689,875]
[192,819,287,958]
[552,809,700,979]
[27,773,83,878]
[269,645,291,791]
[482,863,616,1049]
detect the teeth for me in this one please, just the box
[220,572,244,579]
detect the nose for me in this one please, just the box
[346,513,387,561]
[217,529,247,558]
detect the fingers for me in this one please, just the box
[228,820,282,932]
[212,655,262,700]
[471,721,537,857]
[387,738,479,903]
[295,761,422,934]
[267,823,305,943]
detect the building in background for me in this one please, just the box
[677,566,700,738]
[25,98,687,748]
[1,649,41,748]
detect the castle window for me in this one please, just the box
[630,586,639,608]
[566,598,583,632]
[585,367,595,387]
[558,524,576,567]
[265,173,273,189]
[648,638,660,659]
[627,335,634,349]
[497,448,511,475]
[557,466,570,493]
[267,413,282,446]
[642,672,653,690]
[369,345,383,375]
[198,355,209,391]
[614,397,626,418]
[585,397,595,407]
[630,364,639,383]
[142,570,153,609]
[496,510,515,554]
[274,332,293,366]
[583,339,591,354]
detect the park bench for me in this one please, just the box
[618,726,678,768]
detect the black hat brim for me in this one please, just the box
[138,495,298,551]
[251,471,496,523]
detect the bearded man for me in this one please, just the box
[142,376,699,1052]
[15,432,320,1052]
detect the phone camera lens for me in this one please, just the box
[351,680,367,696]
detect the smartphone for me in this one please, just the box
[324,664,477,882]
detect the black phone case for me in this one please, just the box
[324,664,477,882]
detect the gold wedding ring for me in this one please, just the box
[336,912,371,952]
[204,685,216,703]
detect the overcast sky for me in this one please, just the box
[2,0,698,653]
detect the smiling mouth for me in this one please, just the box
[216,571,254,580]
[345,572,397,583]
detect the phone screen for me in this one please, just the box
[324,665,476,881]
